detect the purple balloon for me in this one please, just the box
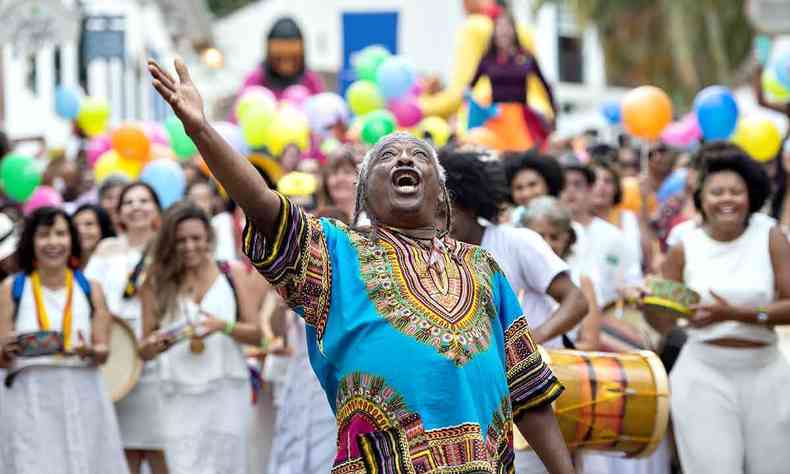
[86,135,112,167]
[282,85,312,109]
[213,121,250,156]
[23,186,63,215]
[304,93,350,138]
[388,96,423,127]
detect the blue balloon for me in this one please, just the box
[376,56,416,100]
[55,86,81,119]
[693,86,738,140]
[601,100,621,125]
[773,52,790,90]
[657,168,687,203]
[140,159,186,209]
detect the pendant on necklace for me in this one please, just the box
[189,336,205,354]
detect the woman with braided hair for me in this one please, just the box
[148,58,574,473]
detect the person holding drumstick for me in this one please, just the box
[653,142,790,474]
[84,182,168,474]
[137,202,264,473]
[0,207,128,473]
[148,58,574,473]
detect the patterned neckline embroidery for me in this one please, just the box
[348,226,496,366]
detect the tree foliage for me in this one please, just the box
[536,0,754,107]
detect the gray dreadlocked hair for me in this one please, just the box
[353,132,453,241]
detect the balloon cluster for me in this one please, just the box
[601,83,782,163]
[346,45,449,147]
[55,86,111,138]
[236,85,314,156]
[86,121,187,208]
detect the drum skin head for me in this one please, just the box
[99,318,143,402]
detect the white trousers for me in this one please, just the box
[671,341,790,474]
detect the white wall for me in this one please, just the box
[1,0,177,144]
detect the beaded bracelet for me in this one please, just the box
[224,320,237,335]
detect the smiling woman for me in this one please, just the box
[655,141,790,474]
[147,58,574,473]
[0,207,127,474]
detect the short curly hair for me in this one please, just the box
[438,147,509,222]
[502,150,565,200]
[693,141,771,221]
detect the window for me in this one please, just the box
[26,54,37,94]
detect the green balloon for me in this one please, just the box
[361,110,397,145]
[164,116,198,160]
[0,154,41,201]
[354,46,391,82]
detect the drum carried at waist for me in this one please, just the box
[99,317,142,402]
[514,348,669,458]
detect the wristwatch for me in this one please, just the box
[756,309,769,324]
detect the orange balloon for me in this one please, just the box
[111,124,151,162]
[621,86,673,140]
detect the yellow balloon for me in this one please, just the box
[732,116,782,162]
[94,150,143,182]
[416,116,451,147]
[77,97,110,137]
[762,68,790,104]
[264,106,310,156]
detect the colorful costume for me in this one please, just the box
[419,14,556,151]
[243,194,563,473]
[237,17,324,101]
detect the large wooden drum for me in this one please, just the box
[515,348,669,458]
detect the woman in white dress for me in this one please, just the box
[0,207,128,473]
[139,202,263,474]
[84,182,168,474]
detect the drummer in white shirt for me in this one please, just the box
[559,155,643,308]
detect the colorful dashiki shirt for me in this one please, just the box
[243,193,563,473]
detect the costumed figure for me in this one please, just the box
[237,17,324,102]
[420,1,556,151]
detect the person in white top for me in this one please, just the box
[0,207,128,473]
[653,143,790,474]
[590,160,644,271]
[559,155,643,308]
[139,203,263,474]
[440,148,588,347]
[84,182,168,474]
[439,149,589,474]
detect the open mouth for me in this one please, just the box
[391,168,421,194]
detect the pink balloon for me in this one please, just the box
[23,186,63,215]
[661,118,698,147]
[388,96,423,127]
[86,135,112,168]
[142,122,170,146]
[682,113,702,140]
[281,85,312,108]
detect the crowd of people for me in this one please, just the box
[2,2,790,474]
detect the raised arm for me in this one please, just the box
[147,59,281,237]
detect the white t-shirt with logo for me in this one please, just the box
[568,217,642,308]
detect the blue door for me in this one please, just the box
[340,11,398,96]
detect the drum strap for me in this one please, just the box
[217,260,240,322]
[11,271,94,323]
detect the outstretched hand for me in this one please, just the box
[147,58,206,135]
